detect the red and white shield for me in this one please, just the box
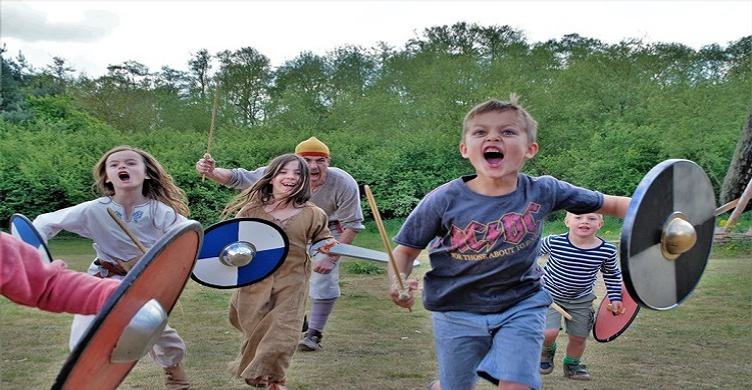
[52,221,202,390]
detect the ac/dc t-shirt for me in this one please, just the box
[394,174,604,313]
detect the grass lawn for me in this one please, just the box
[1,223,750,389]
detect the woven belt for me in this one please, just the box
[93,259,128,278]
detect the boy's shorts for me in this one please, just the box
[432,288,552,390]
[545,293,596,338]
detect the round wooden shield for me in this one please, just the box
[52,221,202,390]
[192,218,289,289]
[10,213,52,264]
[621,159,715,310]
[593,283,641,343]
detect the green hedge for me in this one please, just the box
[1,89,749,228]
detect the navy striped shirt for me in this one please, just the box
[540,233,622,302]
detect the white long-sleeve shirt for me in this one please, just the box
[33,197,186,267]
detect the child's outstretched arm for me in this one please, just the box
[195,155,234,185]
[597,195,631,218]
[601,248,625,314]
[388,245,421,310]
[0,233,119,315]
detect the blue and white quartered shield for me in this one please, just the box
[10,213,52,264]
[192,218,289,289]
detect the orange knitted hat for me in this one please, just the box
[295,137,330,158]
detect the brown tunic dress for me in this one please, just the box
[228,201,331,384]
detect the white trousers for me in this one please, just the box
[309,252,341,300]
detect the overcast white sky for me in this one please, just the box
[2,0,751,77]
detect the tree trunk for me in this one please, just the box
[720,109,752,212]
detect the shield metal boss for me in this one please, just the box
[192,218,289,289]
[52,221,202,390]
[621,159,715,310]
[593,283,641,343]
[10,213,52,264]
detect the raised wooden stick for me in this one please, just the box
[720,177,752,233]
[106,208,147,254]
[551,302,573,320]
[202,83,220,182]
[715,198,740,216]
[363,185,408,299]
[106,207,185,314]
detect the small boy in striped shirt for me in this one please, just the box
[539,212,623,381]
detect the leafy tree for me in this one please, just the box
[0,48,31,122]
[216,47,271,125]
[105,60,152,88]
[268,52,332,130]
[2,28,750,220]
[188,48,212,101]
[70,61,157,131]
[328,45,376,98]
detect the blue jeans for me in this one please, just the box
[432,289,551,390]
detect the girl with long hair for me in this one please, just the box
[223,154,335,390]
[33,145,192,389]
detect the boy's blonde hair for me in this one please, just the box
[221,154,311,220]
[462,93,538,143]
[93,145,189,217]
[565,212,603,221]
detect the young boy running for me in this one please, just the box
[539,212,623,381]
[388,96,631,390]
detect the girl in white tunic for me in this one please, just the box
[33,145,192,390]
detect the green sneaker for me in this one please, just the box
[540,348,555,375]
[563,362,592,381]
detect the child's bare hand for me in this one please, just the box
[313,255,338,274]
[608,300,625,315]
[317,239,337,254]
[312,239,338,274]
[195,154,216,175]
[389,277,419,310]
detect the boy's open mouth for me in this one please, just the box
[483,147,504,167]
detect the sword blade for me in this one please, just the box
[328,243,389,262]
[327,243,421,266]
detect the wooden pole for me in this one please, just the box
[363,185,407,296]
[720,177,752,233]
[202,83,220,181]
[715,198,740,216]
[106,208,147,254]
[551,302,573,320]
